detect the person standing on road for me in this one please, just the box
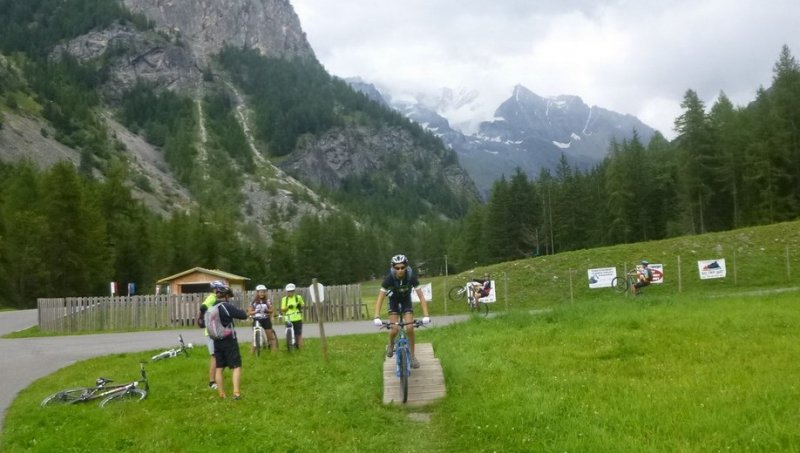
[280,283,305,349]
[373,254,431,368]
[210,287,248,399]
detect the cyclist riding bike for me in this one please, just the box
[631,260,653,296]
[373,254,431,369]
[248,284,277,353]
[470,272,492,303]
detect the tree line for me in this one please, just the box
[444,46,800,269]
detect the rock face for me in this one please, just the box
[122,0,315,64]
[54,23,203,101]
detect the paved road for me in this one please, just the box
[0,310,467,435]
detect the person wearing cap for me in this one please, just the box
[248,284,277,352]
[280,283,305,349]
[632,260,653,296]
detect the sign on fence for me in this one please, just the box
[588,267,618,288]
[412,283,433,302]
[698,259,726,279]
[649,264,664,284]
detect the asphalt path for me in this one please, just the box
[0,309,468,435]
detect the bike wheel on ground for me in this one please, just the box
[286,328,294,352]
[475,301,489,316]
[41,388,90,406]
[398,347,409,404]
[612,276,629,293]
[99,388,147,407]
[448,285,464,303]
[254,330,263,357]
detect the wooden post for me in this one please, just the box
[568,269,574,303]
[786,246,791,282]
[677,255,682,293]
[443,254,448,316]
[312,279,329,363]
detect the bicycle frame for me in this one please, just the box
[280,316,297,352]
[151,334,192,361]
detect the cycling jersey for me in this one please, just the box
[281,295,304,322]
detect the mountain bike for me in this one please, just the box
[251,316,268,357]
[448,282,489,316]
[612,271,642,295]
[150,334,192,361]
[381,320,425,404]
[279,316,297,352]
[41,363,149,408]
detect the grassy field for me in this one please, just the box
[3,220,800,451]
[4,290,800,451]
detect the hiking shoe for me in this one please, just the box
[209,382,218,390]
[386,343,394,358]
[233,394,241,400]
[411,355,420,369]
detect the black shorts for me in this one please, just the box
[213,337,242,369]
[253,317,272,330]
[388,298,413,314]
[289,320,303,337]
[634,280,651,289]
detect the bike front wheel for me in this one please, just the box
[611,276,629,293]
[448,285,464,303]
[99,388,147,407]
[398,347,409,404]
[41,388,90,406]
[255,330,264,357]
[286,329,294,353]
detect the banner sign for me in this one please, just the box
[698,259,726,279]
[588,267,617,288]
[412,282,433,302]
[649,264,664,284]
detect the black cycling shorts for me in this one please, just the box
[388,298,413,314]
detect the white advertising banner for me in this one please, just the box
[698,259,726,279]
[412,282,433,302]
[588,267,617,288]
[649,264,664,284]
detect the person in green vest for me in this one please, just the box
[280,283,305,349]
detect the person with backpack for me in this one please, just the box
[280,283,305,349]
[198,280,228,390]
[372,254,431,369]
[201,284,248,399]
[632,260,653,296]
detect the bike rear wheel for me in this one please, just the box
[41,388,90,406]
[448,285,463,303]
[612,276,629,293]
[99,388,147,407]
[398,347,409,404]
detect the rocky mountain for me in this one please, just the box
[351,81,656,196]
[0,0,479,237]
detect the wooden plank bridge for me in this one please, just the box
[383,343,446,406]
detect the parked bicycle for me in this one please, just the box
[41,363,149,408]
[380,320,425,404]
[150,334,192,361]
[279,316,297,352]
[448,282,489,316]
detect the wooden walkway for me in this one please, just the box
[383,343,446,406]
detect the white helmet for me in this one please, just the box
[285,283,296,291]
[390,254,408,266]
[255,284,267,291]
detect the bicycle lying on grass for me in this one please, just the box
[380,320,425,404]
[150,334,192,361]
[448,282,489,316]
[41,363,149,408]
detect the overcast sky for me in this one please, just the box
[291,0,800,139]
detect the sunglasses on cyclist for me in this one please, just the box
[393,265,406,271]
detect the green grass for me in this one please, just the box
[4,220,800,450]
[4,291,800,451]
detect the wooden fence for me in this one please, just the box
[37,284,365,333]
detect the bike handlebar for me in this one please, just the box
[380,320,424,329]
